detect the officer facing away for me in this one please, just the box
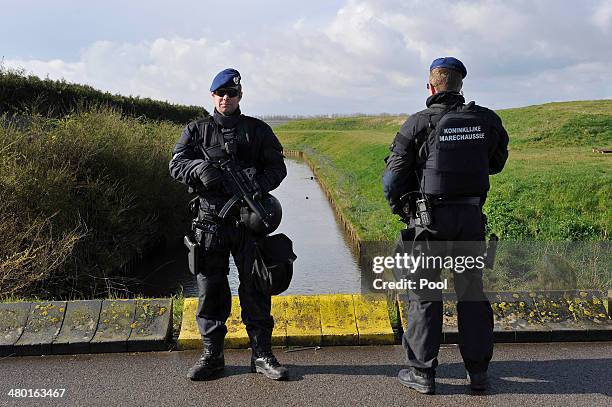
[169,68,289,381]
[382,57,509,394]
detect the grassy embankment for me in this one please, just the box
[275,100,611,290]
[0,109,190,300]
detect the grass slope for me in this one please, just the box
[276,100,612,242]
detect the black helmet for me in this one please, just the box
[240,194,282,235]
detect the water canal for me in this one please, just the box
[134,158,361,297]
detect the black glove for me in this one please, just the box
[199,164,223,190]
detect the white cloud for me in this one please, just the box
[4,1,612,115]
[6,59,86,83]
[592,0,612,30]
[450,2,528,42]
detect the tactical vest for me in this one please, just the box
[421,103,490,196]
[191,117,250,207]
[196,116,252,167]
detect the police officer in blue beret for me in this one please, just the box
[169,68,289,381]
[382,57,509,394]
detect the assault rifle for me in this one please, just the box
[202,140,271,228]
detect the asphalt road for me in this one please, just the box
[0,342,610,406]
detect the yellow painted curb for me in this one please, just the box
[178,294,396,349]
[177,297,290,350]
[271,296,288,347]
[319,294,358,345]
[177,298,200,350]
[285,295,322,346]
[353,294,395,345]
[225,299,249,349]
[397,296,408,330]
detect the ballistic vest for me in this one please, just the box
[421,103,491,196]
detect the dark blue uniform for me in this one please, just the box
[383,91,509,375]
[170,111,286,354]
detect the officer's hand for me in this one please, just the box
[199,165,223,190]
[250,174,264,201]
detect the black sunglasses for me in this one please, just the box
[214,88,240,98]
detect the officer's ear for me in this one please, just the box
[427,82,436,96]
[238,90,243,102]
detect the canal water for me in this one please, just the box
[134,159,360,297]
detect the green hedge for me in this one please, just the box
[0,110,190,298]
[0,68,207,124]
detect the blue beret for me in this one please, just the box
[210,68,241,92]
[430,57,467,79]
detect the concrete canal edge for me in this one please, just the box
[0,299,172,357]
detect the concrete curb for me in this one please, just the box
[53,300,101,354]
[0,302,31,357]
[15,301,66,356]
[177,294,395,350]
[2,289,609,357]
[0,299,172,357]
[397,290,612,343]
[179,290,611,350]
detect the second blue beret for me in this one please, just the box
[430,57,467,79]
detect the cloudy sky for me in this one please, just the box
[2,0,611,115]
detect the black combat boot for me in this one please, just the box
[187,340,225,381]
[467,370,489,391]
[250,351,288,380]
[397,368,435,394]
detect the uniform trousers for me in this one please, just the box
[401,204,493,374]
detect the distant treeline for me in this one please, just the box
[0,67,207,124]
[257,112,407,121]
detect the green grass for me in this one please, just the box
[277,100,611,242]
[276,100,611,290]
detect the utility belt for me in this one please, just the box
[408,194,481,227]
[429,196,481,207]
[184,196,238,275]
